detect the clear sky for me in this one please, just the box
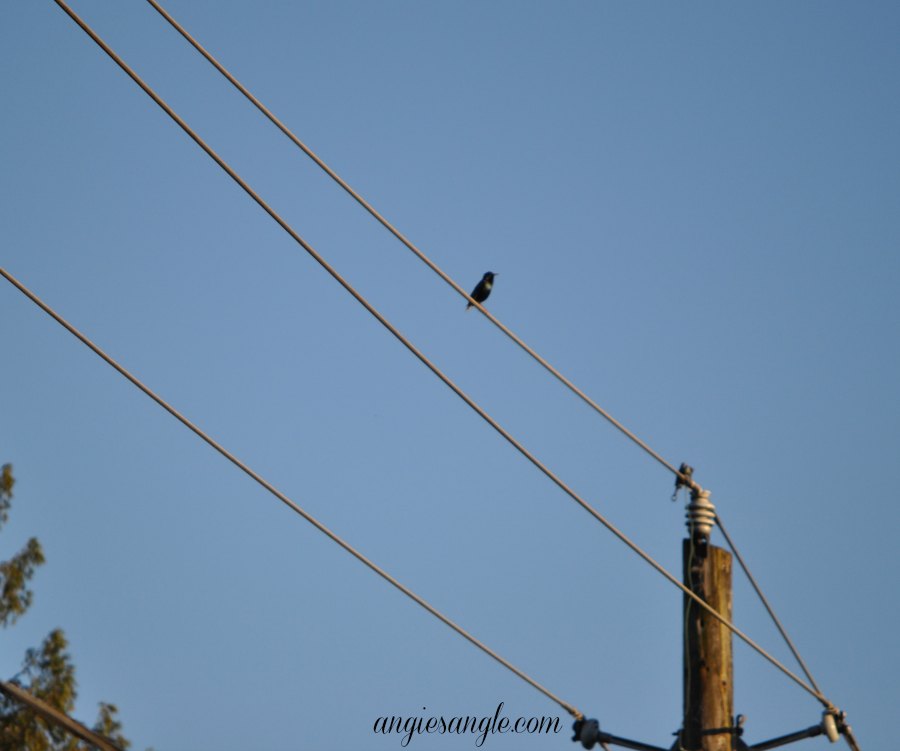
[2,2,898,750]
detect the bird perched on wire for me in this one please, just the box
[466,271,497,310]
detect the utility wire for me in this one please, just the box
[715,514,823,696]
[0,266,581,721]
[48,0,831,709]
[142,0,686,485]
[0,680,124,751]
[143,0,832,702]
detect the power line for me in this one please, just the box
[147,2,846,734]
[47,0,832,709]
[142,0,686,485]
[141,0,833,706]
[0,266,582,721]
[715,514,823,696]
[0,680,124,751]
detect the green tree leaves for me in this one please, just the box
[0,462,47,627]
[0,464,133,750]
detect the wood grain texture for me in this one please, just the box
[683,541,733,751]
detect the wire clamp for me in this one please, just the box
[671,462,695,501]
[572,718,609,750]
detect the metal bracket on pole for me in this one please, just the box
[730,710,859,750]
[572,718,668,751]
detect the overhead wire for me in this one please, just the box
[142,0,685,484]
[48,0,832,710]
[0,266,582,721]
[715,514,823,696]
[139,0,835,701]
[0,680,124,751]
[143,0,831,709]
[142,0,851,731]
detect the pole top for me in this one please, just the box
[686,487,716,542]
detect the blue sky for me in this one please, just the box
[2,2,898,749]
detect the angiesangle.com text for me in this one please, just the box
[373,702,562,747]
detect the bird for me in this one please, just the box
[466,271,497,310]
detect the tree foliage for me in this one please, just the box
[0,464,45,627]
[0,464,132,750]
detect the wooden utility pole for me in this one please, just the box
[682,489,734,751]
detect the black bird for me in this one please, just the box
[466,271,497,310]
